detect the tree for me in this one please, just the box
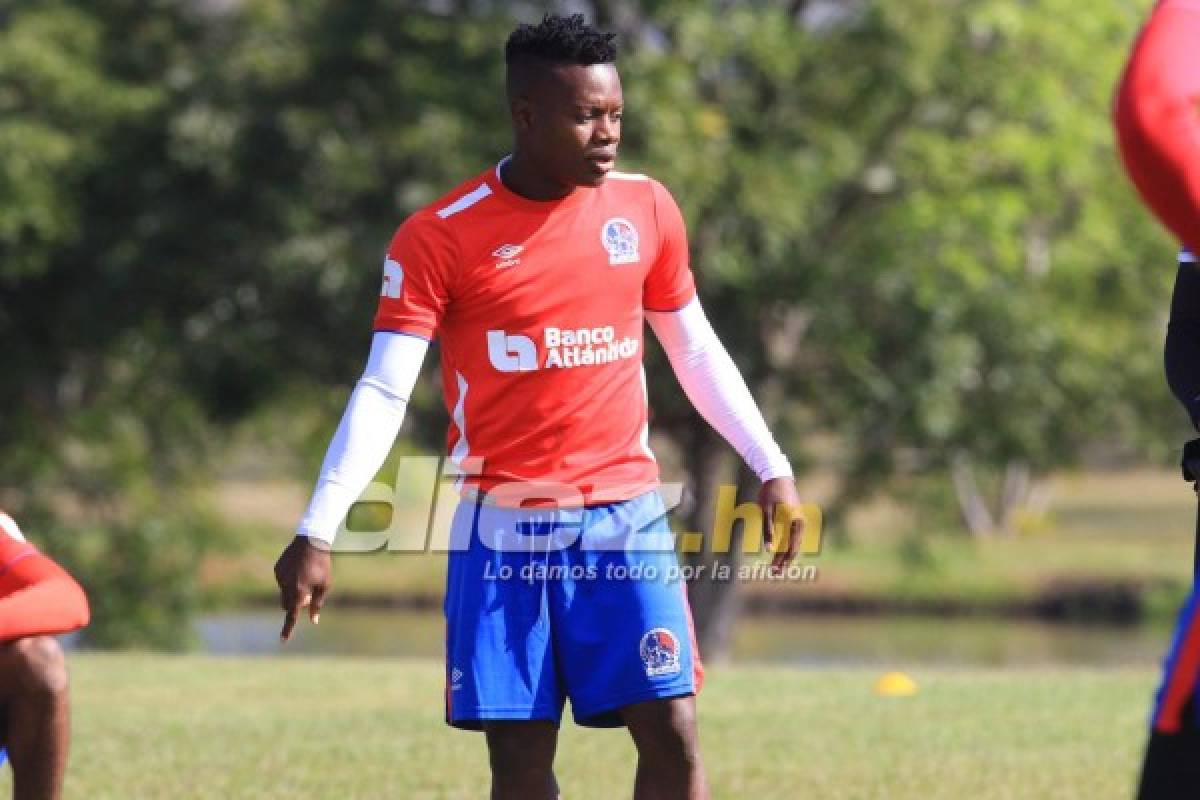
[619,0,1176,655]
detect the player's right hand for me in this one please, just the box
[273,535,332,642]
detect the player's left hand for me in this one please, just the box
[758,477,804,574]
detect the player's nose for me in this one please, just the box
[593,117,619,146]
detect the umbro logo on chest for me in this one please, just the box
[492,244,523,269]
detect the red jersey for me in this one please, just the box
[1115,0,1200,254]
[0,512,90,642]
[373,160,696,505]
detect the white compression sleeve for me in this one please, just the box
[296,332,429,545]
[646,298,793,482]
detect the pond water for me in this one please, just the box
[197,610,1174,668]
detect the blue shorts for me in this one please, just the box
[443,490,703,729]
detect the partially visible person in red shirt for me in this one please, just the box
[1116,0,1200,432]
[1116,3,1200,797]
[1115,0,1200,256]
[0,511,90,800]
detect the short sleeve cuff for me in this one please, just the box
[372,325,434,342]
[644,287,698,313]
[372,321,439,340]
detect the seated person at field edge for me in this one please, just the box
[0,511,90,800]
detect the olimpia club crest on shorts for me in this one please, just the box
[639,628,681,677]
[601,217,640,265]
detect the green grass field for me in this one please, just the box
[0,655,1160,799]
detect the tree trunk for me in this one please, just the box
[998,460,1031,534]
[952,453,1043,537]
[951,450,996,537]
[677,302,805,660]
[681,421,741,662]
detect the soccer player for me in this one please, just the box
[1115,2,1200,797]
[0,510,90,800]
[274,14,802,800]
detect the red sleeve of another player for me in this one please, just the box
[644,180,697,312]
[1115,0,1200,255]
[0,549,90,642]
[372,212,459,340]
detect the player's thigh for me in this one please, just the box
[0,637,67,701]
[0,640,32,703]
[483,720,559,771]
[619,694,700,755]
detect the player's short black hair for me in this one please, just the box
[505,14,617,91]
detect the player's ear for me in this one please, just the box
[510,94,536,134]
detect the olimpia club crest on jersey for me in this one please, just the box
[639,628,681,677]
[601,218,640,265]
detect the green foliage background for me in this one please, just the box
[0,0,1180,646]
